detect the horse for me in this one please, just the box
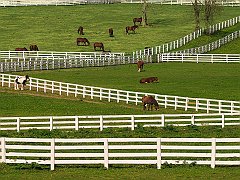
[137,60,144,72]
[29,44,39,51]
[94,42,104,51]
[14,75,30,90]
[77,26,84,35]
[109,28,114,37]
[140,77,159,84]
[15,47,28,51]
[126,25,138,34]
[77,38,90,46]
[133,17,142,25]
[142,95,159,111]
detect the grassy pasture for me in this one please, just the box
[0,4,240,179]
[0,4,239,53]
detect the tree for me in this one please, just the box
[192,0,202,31]
[204,0,219,34]
[142,0,148,27]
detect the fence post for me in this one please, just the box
[50,138,55,171]
[161,114,165,127]
[191,115,195,125]
[103,138,109,169]
[100,116,103,131]
[131,115,135,130]
[157,138,161,169]
[75,116,79,130]
[221,114,225,128]
[211,138,216,168]
[1,137,6,163]
[50,117,53,131]
[16,117,20,132]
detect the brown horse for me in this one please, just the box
[94,42,104,51]
[29,44,39,51]
[133,17,142,25]
[109,28,114,37]
[77,26,84,35]
[142,95,159,111]
[126,25,138,34]
[137,60,144,72]
[77,38,90,46]
[140,77,159,84]
[15,47,28,51]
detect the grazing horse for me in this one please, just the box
[15,47,28,51]
[77,38,90,46]
[142,95,159,111]
[137,60,144,72]
[14,75,30,90]
[94,42,104,51]
[109,28,114,37]
[126,25,138,34]
[77,26,84,35]
[140,77,159,84]
[29,44,39,51]
[133,17,142,25]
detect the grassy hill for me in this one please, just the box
[0,4,239,53]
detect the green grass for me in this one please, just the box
[0,4,240,179]
[12,63,240,101]
[0,4,239,53]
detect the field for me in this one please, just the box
[0,3,240,180]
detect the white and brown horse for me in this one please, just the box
[142,95,159,111]
[14,75,30,90]
[137,60,144,72]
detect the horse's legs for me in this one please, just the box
[14,83,18,90]
[143,103,147,110]
[138,68,141,72]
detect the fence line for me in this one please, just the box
[173,30,240,54]
[133,16,240,58]
[1,0,240,6]
[1,73,239,113]
[0,113,239,132]
[0,52,134,73]
[1,137,240,170]
[158,54,240,63]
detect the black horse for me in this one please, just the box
[77,26,84,35]
[30,44,39,51]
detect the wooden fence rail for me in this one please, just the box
[1,137,240,170]
[1,73,239,113]
[0,113,239,132]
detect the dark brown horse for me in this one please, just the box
[137,60,144,72]
[77,26,84,35]
[29,44,39,51]
[94,42,104,51]
[140,77,159,84]
[109,28,114,37]
[15,47,28,51]
[142,95,159,111]
[77,38,90,46]
[126,25,138,34]
[133,17,142,25]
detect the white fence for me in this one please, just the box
[158,53,240,63]
[133,16,240,58]
[0,113,239,132]
[0,51,134,73]
[1,137,240,170]
[173,30,240,54]
[1,73,239,113]
[0,0,121,6]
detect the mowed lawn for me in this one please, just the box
[0,4,239,53]
[0,4,240,179]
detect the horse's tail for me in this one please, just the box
[126,27,128,34]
